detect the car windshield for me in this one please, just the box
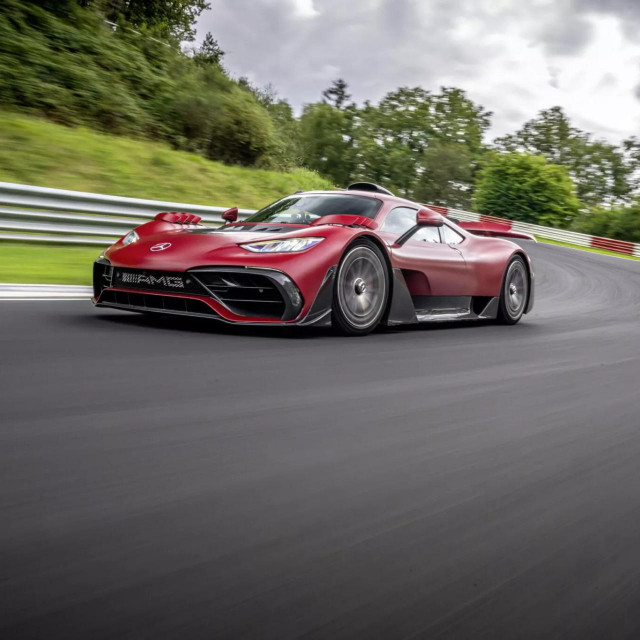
[244,194,382,225]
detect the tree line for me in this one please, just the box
[3,0,640,240]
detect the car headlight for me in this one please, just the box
[122,229,139,246]
[240,237,324,253]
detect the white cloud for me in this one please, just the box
[292,0,319,19]
[196,0,640,143]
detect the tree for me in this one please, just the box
[495,106,573,164]
[103,0,211,42]
[572,202,640,242]
[474,153,580,227]
[300,85,492,200]
[621,136,640,194]
[195,32,224,65]
[206,89,278,166]
[495,106,635,206]
[234,78,301,168]
[263,99,303,169]
[352,87,490,199]
[322,79,351,109]
[237,78,279,108]
[431,87,491,155]
[300,102,355,186]
[24,0,77,14]
[414,142,474,208]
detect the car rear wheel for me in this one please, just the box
[332,240,389,336]
[497,255,528,324]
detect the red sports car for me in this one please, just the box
[93,183,534,335]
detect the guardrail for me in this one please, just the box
[1,181,639,257]
[0,182,253,244]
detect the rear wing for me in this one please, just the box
[456,221,536,242]
[418,205,536,242]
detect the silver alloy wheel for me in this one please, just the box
[336,245,386,330]
[504,259,528,319]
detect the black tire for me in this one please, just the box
[497,255,529,325]
[332,240,389,336]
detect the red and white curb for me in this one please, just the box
[0,284,93,299]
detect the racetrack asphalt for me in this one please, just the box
[2,241,640,639]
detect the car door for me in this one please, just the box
[379,207,471,296]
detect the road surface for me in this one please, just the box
[2,241,640,639]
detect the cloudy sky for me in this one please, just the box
[196,0,640,143]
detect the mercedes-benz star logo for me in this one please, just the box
[150,242,172,252]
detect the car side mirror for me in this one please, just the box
[222,207,238,223]
[416,208,444,227]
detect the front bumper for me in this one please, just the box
[93,259,335,326]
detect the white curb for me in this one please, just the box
[0,283,93,299]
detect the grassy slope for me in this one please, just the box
[0,112,333,206]
[0,112,333,284]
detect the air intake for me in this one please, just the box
[193,271,287,319]
[347,182,394,196]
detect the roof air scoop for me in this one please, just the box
[347,182,394,196]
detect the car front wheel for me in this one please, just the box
[332,240,389,336]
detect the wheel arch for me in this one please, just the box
[512,249,534,313]
[500,252,534,314]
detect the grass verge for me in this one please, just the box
[0,242,100,285]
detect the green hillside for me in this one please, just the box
[0,112,333,208]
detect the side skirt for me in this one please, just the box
[413,295,499,322]
[386,269,418,326]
